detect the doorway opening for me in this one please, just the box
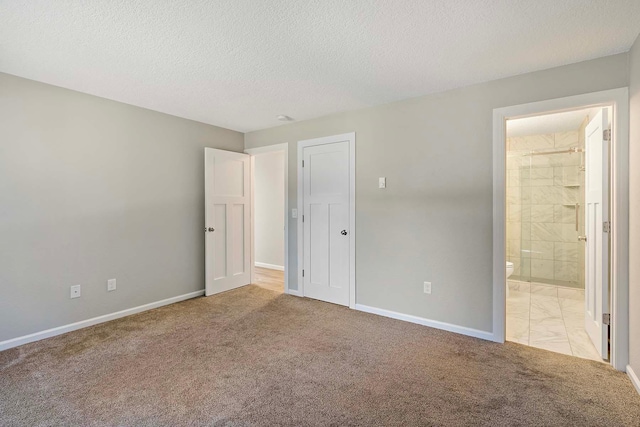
[492,88,630,371]
[245,143,289,294]
[505,107,609,361]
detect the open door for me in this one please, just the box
[205,148,251,296]
[584,109,610,359]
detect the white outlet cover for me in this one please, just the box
[423,281,432,294]
[107,279,117,292]
[292,208,298,218]
[70,285,81,299]
[379,177,386,189]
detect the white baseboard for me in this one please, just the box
[255,262,284,271]
[0,290,205,352]
[627,365,640,396]
[354,304,495,342]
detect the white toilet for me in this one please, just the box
[506,261,514,297]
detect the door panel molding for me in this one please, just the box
[297,132,356,309]
[492,88,629,371]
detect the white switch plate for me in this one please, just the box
[107,278,117,292]
[70,285,81,299]
[292,208,298,218]
[379,177,386,189]
[423,281,432,294]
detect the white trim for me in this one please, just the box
[245,143,290,295]
[627,365,640,396]
[255,262,285,271]
[297,132,356,309]
[0,290,204,352]
[355,304,494,342]
[492,88,630,370]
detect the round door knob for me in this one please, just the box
[341,230,348,236]
[208,227,215,232]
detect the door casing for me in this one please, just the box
[297,132,356,309]
[492,88,630,371]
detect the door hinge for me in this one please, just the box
[603,129,611,142]
[302,160,305,167]
[302,269,305,277]
[603,313,611,325]
[302,215,304,222]
[603,221,611,233]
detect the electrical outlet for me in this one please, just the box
[70,285,81,299]
[423,281,432,294]
[107,278,117,292]
[379,177,386,189]
[292,208,298,218]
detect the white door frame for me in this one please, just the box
[492,88,629,371]
[297,132,356,309]
[245,143,289,295]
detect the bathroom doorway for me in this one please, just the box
[492,88,630,371]
[504,107,606,361]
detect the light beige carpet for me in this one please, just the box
[1,285,639,426]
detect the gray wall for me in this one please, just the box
[629,34,640,377]
[254,151,285,268]
[245,53,629,333]
[0,73,244,342]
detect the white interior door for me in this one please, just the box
[302,141,350,306]
[584,109,610,359]
[205,148,251,296]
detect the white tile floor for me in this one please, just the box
[506,280,603,362]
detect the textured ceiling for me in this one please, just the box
[2,1,640,132]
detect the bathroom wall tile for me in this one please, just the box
[529,167,554,180]
[553,130,580,148]
[530,241,554,260]
[507,204,521,222]
[554,166,580,187]
[531,223,561,242]
[554,131,579,148]
[506,187,520,205]
[531,259,554,280]
[561,187,578,204]
[507,169,521,187]
[560,223,578,242]
[531,186,560,205]
[554,261,578,282]
[553,205,575,224]
[509,134,554,151]
[530,204,554,223]
[507,239,521,258]
[554,242,578,262]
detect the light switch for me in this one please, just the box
[379,177,386,189]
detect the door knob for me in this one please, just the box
[578,235,587,242]
[341,230,348,236]
[207,227,215,232]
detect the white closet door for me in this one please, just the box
[302,141,350,306]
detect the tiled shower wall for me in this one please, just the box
[506,125,586,288]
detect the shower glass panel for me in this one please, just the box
[506,135,585,288]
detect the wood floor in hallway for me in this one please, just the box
[254,266,284,293]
